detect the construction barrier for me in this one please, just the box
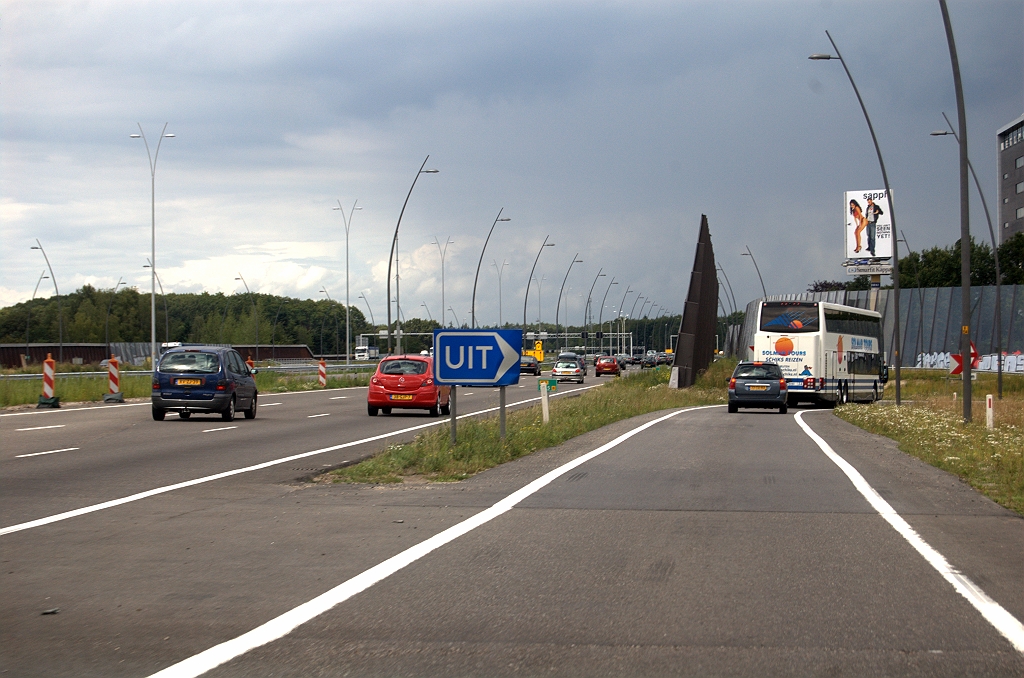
[103,354,125,403]
[318,359,327,387]
[38,353,60,408]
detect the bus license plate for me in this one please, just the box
[748,384,768,391]
[176,378,202,386]
[390,394,414,401]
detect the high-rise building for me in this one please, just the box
[997,113,1024,244]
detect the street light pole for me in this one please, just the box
[334,199,362,366]
[492,259,508,326]
[25,270,49,364]
[741,245,767,299]
[359,292,376,328]
[421,302,434,323]
[387,156,438,354]
[598,278,618,354]
[30,241,62,363]
[431,236,454,327]
[554,254,583,351]
[810,31,903,406]
[144,260,170,346]
[472,208,511,328]
[617,287,633,355]
[104,277,126,357]
[584,270,606,353]
[938,0,972,421]
[522,236,555,349]
[717,264,739,317]
[131,123,174,369]
[235,274,258,361]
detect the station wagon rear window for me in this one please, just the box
[733,364,783,379]
[759,302,819,333]
[380,359,428,375]
[159,352,220,374]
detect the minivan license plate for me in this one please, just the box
[176,378,202,386]
[748,384,768,391]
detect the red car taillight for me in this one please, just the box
[371,376,380,385]
[216,379,229,391]
[728,377,736,389]
[423,378,433,386]
[780,379,787,390]
[152,380,159,390]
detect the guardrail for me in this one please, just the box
[1,363,377,381]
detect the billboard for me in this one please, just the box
[844,189,892,260]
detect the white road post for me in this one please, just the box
[540,380,550,424]
[986,394,993,430]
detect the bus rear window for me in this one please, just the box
[759,303,819,333]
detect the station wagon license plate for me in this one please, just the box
[748,384,768,391]
[389,394,414,401]
[175,378,202,386]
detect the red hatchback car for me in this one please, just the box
[595,355,621,376]
[367,355,451,416]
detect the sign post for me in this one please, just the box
[434,329,522,444]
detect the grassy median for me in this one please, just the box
[0,368,371,407]
[329,360,735,484]
[836,371,1024,515]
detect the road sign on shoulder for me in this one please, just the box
[433,329,522,386]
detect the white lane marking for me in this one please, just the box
[329,396,348,400]
[15,424,66,432]
[308,413,330,418]
[261,403,282,407]
[795,411,1024,654]
[1,403,149,418]
[0,387,370,419]
[202,426,238,433]
[0,383,604,538]
[146,404,718,678]
[16,447,79,458]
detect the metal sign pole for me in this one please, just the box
[499,385,506,439]
[449,386,457,445]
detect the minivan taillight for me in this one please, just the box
[216,379,229,391]
[728,377,736,389]
[780,379,787,390]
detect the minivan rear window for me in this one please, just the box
[733,364,782,379]
[379,359,428,375]
[159,352,220,374]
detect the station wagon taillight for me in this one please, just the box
[728,377,736,389]
[780,379,787,390]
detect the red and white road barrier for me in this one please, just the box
[108,355,121,395]
[318,359,327,387]
[42,354,55,399]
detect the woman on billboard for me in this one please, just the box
[849,199,867,253]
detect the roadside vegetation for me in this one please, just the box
[837,370,1024,515]
[329,359,736,484]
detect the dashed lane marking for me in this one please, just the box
[16,447,79,458]
[15,425,66,432]
[307,414,330,418]
[202,426,238,433]
[261,403,282,407]
[328,396,348,400]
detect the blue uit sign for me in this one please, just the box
[433,329,522,386]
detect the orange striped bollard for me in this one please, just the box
[318,359,327,387]
[104,354,125,403]
[38,353,60,408]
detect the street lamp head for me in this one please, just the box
[30,246,40,250]
[930,130,952,136]
[163,134,175,138]
[130,134,141,138]
[545,243,555,247]
[422,169,439,174]
[808,53,835,60]
[497,218,511,222]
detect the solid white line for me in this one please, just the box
[0,402,149,418]
[15,424,66,431]
[16,447,79,458]
[261,403,282,407]
[307,414,330,418]
[328,396,348,400]
[202,426,238,433]
[0,384,603,537]
[147,404,718,678]
[795,410,1024,654]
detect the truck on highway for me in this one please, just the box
[753,300,888,407]
[355,345,379,361]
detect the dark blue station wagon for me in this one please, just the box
[152,346,258,421]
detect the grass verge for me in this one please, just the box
[836,371,1024,515]
[329,359,736,484]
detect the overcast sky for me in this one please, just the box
[2,0,1022,327]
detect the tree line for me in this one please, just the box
[808,232,1024,292]
[0,285,684,356]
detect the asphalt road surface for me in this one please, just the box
[2,385,1022,677]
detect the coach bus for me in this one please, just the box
[753,300,888,406]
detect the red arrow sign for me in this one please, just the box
[950,353,964,376]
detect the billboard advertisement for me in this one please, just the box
[844,189,892,260]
